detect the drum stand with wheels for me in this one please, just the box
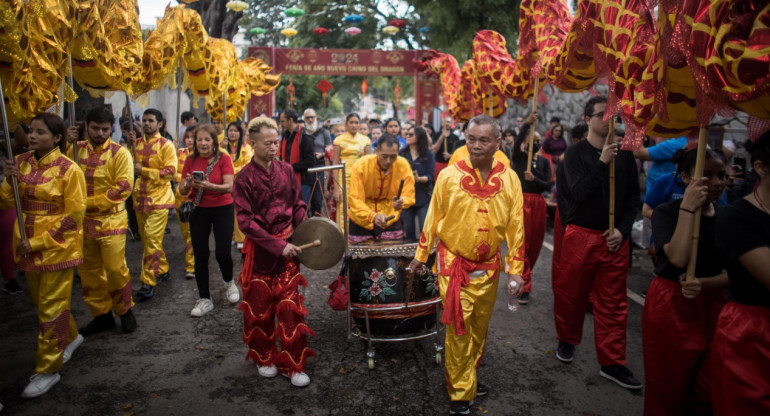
[345,269,444,370]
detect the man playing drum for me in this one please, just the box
[234,117,315,388]
[409,115,526,416]
[348,134,415,243]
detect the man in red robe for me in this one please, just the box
[234,116,315,387]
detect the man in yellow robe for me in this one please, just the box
[348,134,415,243]
[447,143,510,168]
[410,115,525,415]
[68,106,137,335]
[128,109,177,300]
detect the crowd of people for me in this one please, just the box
[0,95,768,416]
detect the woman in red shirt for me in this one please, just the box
[178,124,238,317]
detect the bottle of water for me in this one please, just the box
[508,281,518,312]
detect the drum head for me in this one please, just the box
[291,217,346,270]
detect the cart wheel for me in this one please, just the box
[368,357,375,369]
[435,352,442,365]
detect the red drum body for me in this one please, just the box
[348,240,438,335]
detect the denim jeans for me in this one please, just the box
[301,171,325,217]
[401,204,429,241]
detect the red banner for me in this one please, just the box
[247,47,440,123]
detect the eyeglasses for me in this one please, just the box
[305,116,316,120]
[590,111,605,119]
[406,132,415,137]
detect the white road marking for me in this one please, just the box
[540,239,645,306]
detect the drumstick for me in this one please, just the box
[396,178,405,199]
[297,240,321,250]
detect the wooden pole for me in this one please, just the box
[175,58,183,147]
[526,80,539,173]
[607,117,616,233]
[685,127,709,282]
[67,53,78,162]
[487,90,493,116]
[222,91,227,128]
[0,76,27,242]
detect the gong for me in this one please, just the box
[290,217,346,270]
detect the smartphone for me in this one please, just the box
[733,157,746,179]
[193,171,205,181]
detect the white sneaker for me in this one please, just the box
[237,243,244,250]
[190,298,214,317]
[225,280,240,304]
[21,372,61,398]
[62,334,84,364]
[257,364,278,378]
[282,371,310,387]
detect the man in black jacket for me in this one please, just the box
[279,109,318,213]
[553,96,642,390]
[510,110,552,305]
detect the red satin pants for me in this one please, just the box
[642,277,725,415]
[711,302,770,416]
[519,193,546,293]
[553,224,629,366]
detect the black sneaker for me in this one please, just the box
[600,365,643,390]
[78,312,116,336]
[136,283,154,301]
[156,272,170,284]
[518,292,530,305]
[3,278,22,295]
[119,309,137,333]
[556,341,574,363]
[128,228,140,241]
[476,382,489,397]
[449,400,471,415]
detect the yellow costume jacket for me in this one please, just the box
[348,154,415,230]
[222,142,254,176]
[133,132,177,212]
[415,157,525,275]
[448,145,511,168]
[0,148,86,272]
[74,139,134,239]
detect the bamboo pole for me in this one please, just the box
[607,117,616,233]
[175,58,183,147]
[526,80,539,173]
[67,53,78,161]
[685,127,709,282]
[0,76,27,242]
[487,91,493,116]
[222,91,227,128]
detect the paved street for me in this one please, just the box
[1,213,650,415]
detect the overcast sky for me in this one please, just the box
[137,0,180,26]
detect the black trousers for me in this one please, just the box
[190,203,234,299]
[125,195,139,236]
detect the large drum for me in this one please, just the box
[348,240,439,336]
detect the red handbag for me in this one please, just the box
[327,258,349,311]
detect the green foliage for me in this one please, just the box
[408,0,521,59]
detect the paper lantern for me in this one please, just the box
[225,1,248,12]
[388,19,407,28]
[344,14,364,24]
[250,27,266,35]
[281,28,298,37]
[344,27,362,36]
[316,78,333,107]
[284,7,305,17]
[312,27,330,36]
[382,25,399,35]
[361,78,368,96]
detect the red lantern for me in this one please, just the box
[287,77,296,109]
[388,19,407,28]
[316,78,333,107]
[361,77,368,97]
[394,80,402,109]
[312,27,329,36]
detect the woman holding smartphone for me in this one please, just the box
[178,125,239,317]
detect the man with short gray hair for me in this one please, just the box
[303,108,331,216]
